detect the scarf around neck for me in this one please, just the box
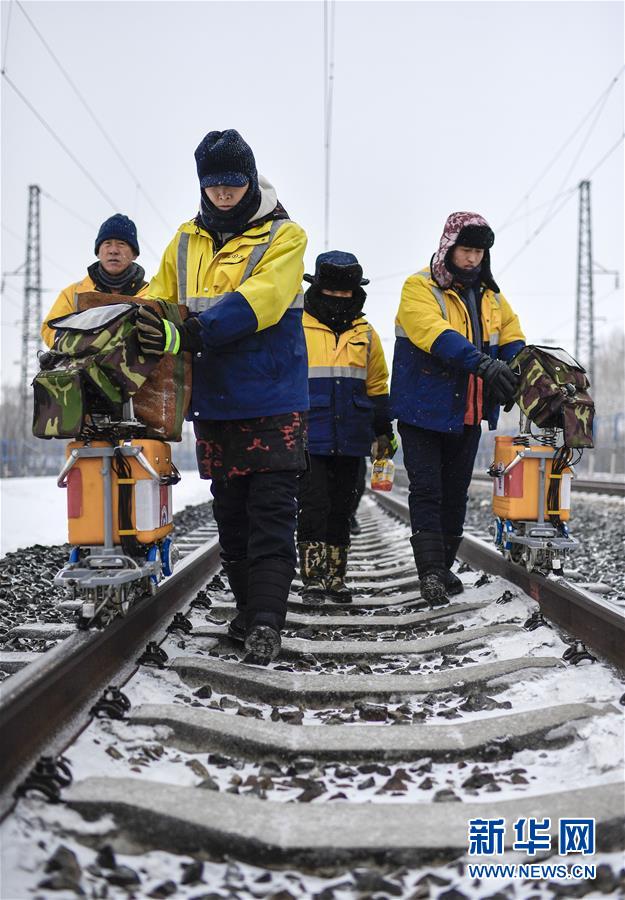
[88,261,146,295]
[199,181,262,234]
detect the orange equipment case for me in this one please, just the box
[65,439,174,546]
[491,436,572,522]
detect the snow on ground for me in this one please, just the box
[0,471,209,558]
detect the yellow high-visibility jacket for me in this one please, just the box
[303,310,390,456]
[391,267,525,432]
[148,216,309,420]
[41,274,149,347]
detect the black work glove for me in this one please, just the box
[136,306,202,355]
[371,433,399,461]
[475,354,519,406]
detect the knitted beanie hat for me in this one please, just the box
[195,129,257,188]
[94,214,140,256]
[303,250,370,291]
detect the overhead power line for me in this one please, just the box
[499,132,624,274]
[2,72,120,209]
[14,1,172,234]
[40,190,99,232]
[2,223,76,279]
[323,0,336,250]
[1,0,14,70]
[498,65,624,231]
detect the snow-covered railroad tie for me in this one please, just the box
[0,494,623,899]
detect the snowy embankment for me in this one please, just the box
[0,471,210,557]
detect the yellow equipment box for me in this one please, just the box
[491,436,572,522]
[65,439,174,546]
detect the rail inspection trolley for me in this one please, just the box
[32,296,190,627]
[54,414,180,627]
[487,345,595,574]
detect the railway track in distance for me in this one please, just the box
[394,466,625,497]
[0,496,624,897]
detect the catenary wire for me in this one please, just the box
[2,72,120,210]
[323,0,336,251]
[1,0,14,72]
[498,65,624,231]
[40,191,99,232]
[14,1,172,234]
[499,132,625,274]
[2,223,77,279]
[531,84,617,239]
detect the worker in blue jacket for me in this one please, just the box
[391,212,525,606]
[298,252,397,603]
[137,129,308,665]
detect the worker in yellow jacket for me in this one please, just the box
[298,252,396,603]
[137,129,308,666]
[41,214,148,346]
[391,211,525,605]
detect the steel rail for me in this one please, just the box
[371,490,625,672]
[471,471,625,496]
[393,467,625,496]
[0,536,221,817]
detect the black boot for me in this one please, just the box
[244,558,294,664]
[222,558,249,642]
[410,531,448,607]
[349,514,362,535]
[443,534,464,596]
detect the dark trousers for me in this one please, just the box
[297,455,361,546]
[398,422,481,535]
[351,457,367,515]
[210,471,298,567]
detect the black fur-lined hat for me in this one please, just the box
[303,251,370,291]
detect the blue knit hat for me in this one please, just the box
[195,129,257,188]
[94,214,140,256]
[303,251,370,290]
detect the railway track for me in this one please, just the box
[398,467,625,497]
[1,494,624,898]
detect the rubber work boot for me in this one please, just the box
[244,558,293,665]
[443,534,464,596]
[297,541,327,605]
[244,625,281,666]
[410,531,449,607]
[326,544,353,603]
[222,558,249,643]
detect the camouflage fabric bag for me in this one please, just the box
[76,293,191,441]
[510,345,594,448]
[33,303,160,438]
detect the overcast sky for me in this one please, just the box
[1,0,623,391]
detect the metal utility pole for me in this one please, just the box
[574,180,594,384]
[20,185,42,451]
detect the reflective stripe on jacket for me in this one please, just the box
[41,275,149,348]
[148,217,308,420]
[303,311,389,456]
[390,267,525,433]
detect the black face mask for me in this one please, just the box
[199,180,262,234]
[304,285,366,333]
[445,254,482,287]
